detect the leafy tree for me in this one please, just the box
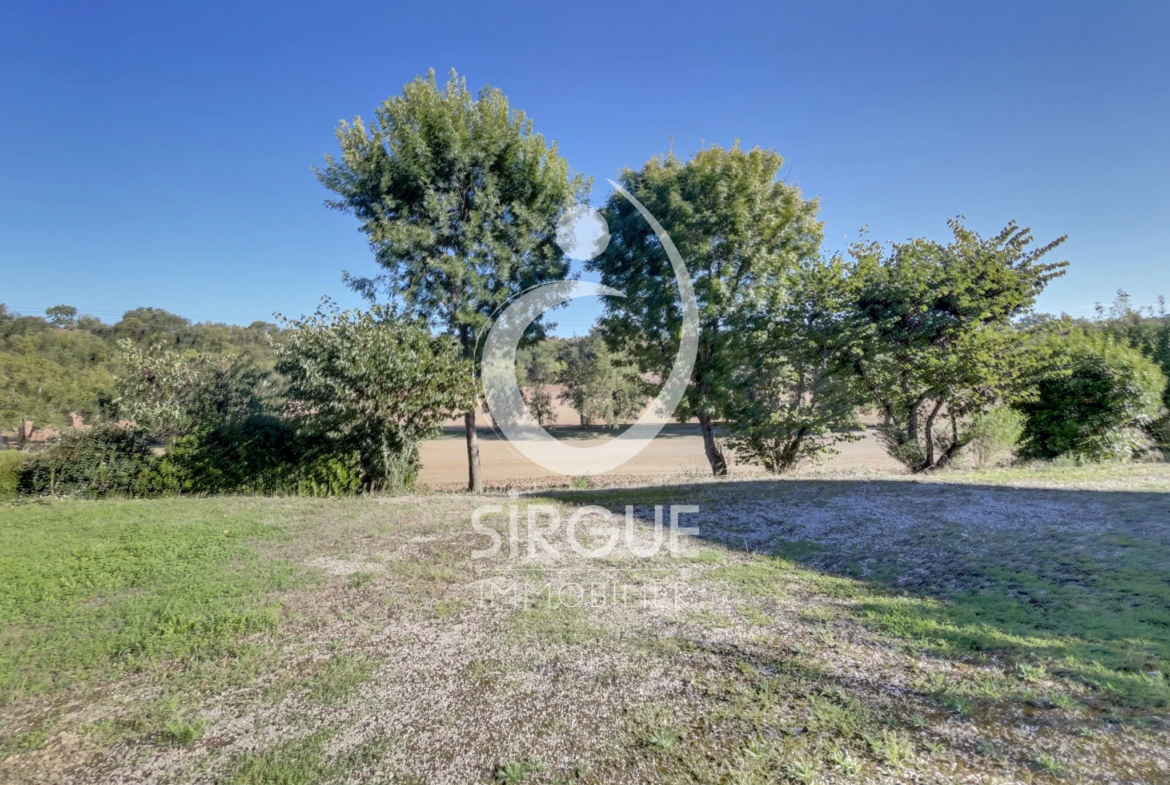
[115,341,211,436]
[841,219,1067,472]
[590,143,822,475]
[1089,290,1170,443]
[316,69,585,491]
[1017,331,1166,461]
[558,333,646,428]
[275,303,472,491]
[516,339,564,426]
[45,305,78,328]
[726,255,861,473]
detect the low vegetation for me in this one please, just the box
[1,463,1167,783]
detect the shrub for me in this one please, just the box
[964,407,1025,468]
[276,303,471,491]
[1018,332,1167,461]
[16,425,178,498]
[0,450,29,498]
[166,416,371,496]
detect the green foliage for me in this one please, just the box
[516,339,564,426]
[964,406,1025,468]
[0,302,281,446]
[16,426,178,498]
[557,332,646,428]
[162,710,207,746]
[591,143,823,474]
[317,69,584,357]
[115,340,277,438]
[842,219,1067,472]
[1018,331,1166,461]
[0,332,115,444]
[1083,290,1170,448]
[276,302,472,491]
[727,255,861,472]
[0,450,29,497]
[44,305,78,328]
[316,69,586,490]
[166,416,366,497]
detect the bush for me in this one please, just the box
[1018,333,1167,461]
[0,450,29,498]
[276,303,470,491]
[166,416,372,496]
[964,407,1025,468]
[16,426,178,498]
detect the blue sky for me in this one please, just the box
[1,0,1167,333]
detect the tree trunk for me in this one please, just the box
[464,409,483,493]
[697,412,728,477]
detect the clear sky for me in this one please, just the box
[1,1,1167,333]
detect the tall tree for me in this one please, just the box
[45,305,78,328]
[316,70,585,491]
[590,144,822,475]
[844,219,1068,472]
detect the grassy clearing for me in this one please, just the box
[0,498,309,702]
[1,464,1168,783]
[707,534,1170,712]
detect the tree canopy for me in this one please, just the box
[316,69,586,490]
[590,143,822,475]
[842,219,1068,472]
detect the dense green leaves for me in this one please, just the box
[276,302,472,491]
[114,341,277,438]
[0,303,281,445]
[557,332,646,429]
[591,143,823,474]
[16,426,178,498]
[317,69,585,489]
[1018,331,1166,461]
[841,219,1068,472]
[727,255,861,472]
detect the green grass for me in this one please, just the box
[507,588,603,645]
[493,756,545,784]
[223,727,396,784]
[707,531,1170,713]
[854,542,1170,710]
[305,653,374,706]
[0,498,308,702]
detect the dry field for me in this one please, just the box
[418,422,903,490]
[2,463,1169,784]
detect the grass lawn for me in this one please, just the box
[2,464,1169,783]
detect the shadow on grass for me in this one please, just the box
[552,478,1170,718]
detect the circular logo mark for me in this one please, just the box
[479,179,698,476]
